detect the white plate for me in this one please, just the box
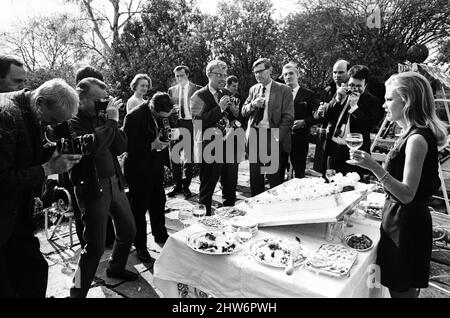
[198,216,228,230]
[305,244,358,277]
[186,231,240,255]
[214,206,247,219]
[250,238,307,268]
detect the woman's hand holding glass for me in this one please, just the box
[348,149,378,171]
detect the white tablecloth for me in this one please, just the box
[154,214,390,298]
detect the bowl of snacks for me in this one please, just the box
[198,216,228,230]
[344,233,373,252]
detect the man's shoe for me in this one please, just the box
[167,186,183,198]
[183,188,192,199]
[137,248,154,263]
[106,269,139,281]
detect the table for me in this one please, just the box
[154,213,389,298]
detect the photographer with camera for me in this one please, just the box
[314,65,381,177]
[123,92,171,261]
[68,77,137,298]
[0,79,81,298]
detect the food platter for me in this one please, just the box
[198,216,228,230]
[214,206,247,219]
[250,238,307,268]
[305,244,358,277]
[343,234,373,252]
[186,231,240,255]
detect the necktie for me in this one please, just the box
[254,86,266,126]
[180,86,185,119]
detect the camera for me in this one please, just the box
[95,98,110,112]
[46,121,94,155]
[216,89,242,135]
[156,112,179,142]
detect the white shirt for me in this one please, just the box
[178,82,192,119]
[291,85,300,100]
[256,80,272,129]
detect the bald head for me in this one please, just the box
[333,59,350,87]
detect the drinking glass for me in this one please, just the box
[178,208,193,229]
[345,133,364,164]
[236,225,253,243]
[192,204,206,223]
[325,169,336,183]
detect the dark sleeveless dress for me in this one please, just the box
[376,127,439,292]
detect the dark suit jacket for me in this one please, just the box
[0,90,47,246]
[69,110,128,200]
[292,86,320,135]
[168,82,201,119]
[317,91,380,155]
[242,80,294,153]
[122,103,166,188]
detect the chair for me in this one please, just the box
[43,187,75,247]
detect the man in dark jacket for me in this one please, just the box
[0,79,81,297]
[280,62,319,179]
[315,65,381,177]
[69,77,137,298]
[123,92,171,263]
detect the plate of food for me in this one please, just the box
[198,216,228,230]
[214,206,247,219]
[344,234,374,252]
[250,238,307,268]
[186,231,240,255]
[364,205,383,219]
[305,244,358,277]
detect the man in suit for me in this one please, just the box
[242,58,294,197]
[69,78,137,298]
[315,65,381,177]
[123,92,171,262]
[0,55,27,93]
[0,79,81,297]
[190,60,241,215]
[167,65,201,199]
[280,62,319,179]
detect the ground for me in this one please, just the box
[39,144,450,298]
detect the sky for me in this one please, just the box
[0,0,300,32]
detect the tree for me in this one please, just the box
[280,0,450,90]
[65,0,145,61]
[108,0,210,100]
[2,13,89,88]
[205,0,279,95]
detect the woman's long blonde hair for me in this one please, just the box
[385,71,449,149]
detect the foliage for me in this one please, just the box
[109,0,210,101]
[2,12,90,89]
[205,0,279,96]
[280,0,450,92]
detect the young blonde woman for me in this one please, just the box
[349,72,448,298]
[126,74,152,114]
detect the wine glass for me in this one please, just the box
[236,225,253,243]
[192,204,206,223]
[345,133,364,164]
[178,208,193,229]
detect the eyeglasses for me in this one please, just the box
[253,68,269,75]
[348,83,363,88]
[210,72,228,79]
